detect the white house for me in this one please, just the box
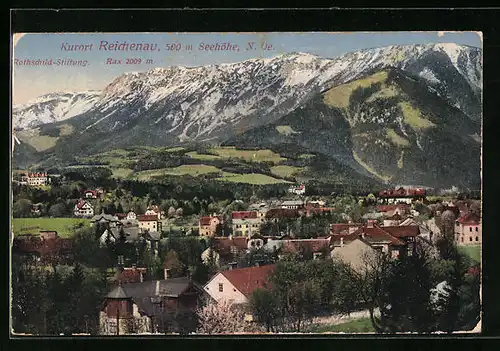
[127,211,137,220]
[74,200,94,217]
[288,184,305,195]
[203,264,275,305]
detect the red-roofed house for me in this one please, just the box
[232,211,260,236]
[21,172,49,186]
[203,264,275,305]
[138,215,161,233]
[455,212,481,245]
[13,233,73,264]
[279,238,331,260]
[331,221,419,259]
[116,266,147,284]
[199,216,222,237]
[201,235,266,267]
[330,223,362,236]
[74,199,95,217]
[84,189,99,199]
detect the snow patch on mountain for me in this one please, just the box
[13,91,101,130]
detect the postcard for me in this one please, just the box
[10,32,482,336]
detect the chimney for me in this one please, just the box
[367,220,375,228]
[155,280,160,296]
[139,270,144,283]
[255,261,260,267]
[164,268,171,280]
[340,237,344,247]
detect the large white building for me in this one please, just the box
[21,172,49,186]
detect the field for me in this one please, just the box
[186,151,222,161]
[218,172,289,185]
[308,318,375,333]
[111,167,134,179]
[17,128,58,152]
[459,245,481,263]
[133,164,221,181]
[323,71,388,109]
[386,128,410,147]
[398,101,435,130]
[208,147,286,163]
[270,165,303,178]
[12,218,91,238]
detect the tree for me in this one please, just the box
[344,250,390,333]
[196,299,252,334]
[163,250,187,278]
[168,206,176,217]
[439,210,456,241]
[13,198,33,218]
[249,288,280,332]
[48,203,67,217]
[376,252,436,333]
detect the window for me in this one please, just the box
[475,227,478,232]
[469,227,472,232]
[461,237,463,242]
[218,283,223,292]
[475,236,479,242]
[470,237,472,242]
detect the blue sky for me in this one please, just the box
[12,32,481,104]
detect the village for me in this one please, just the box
[11,171,481,335]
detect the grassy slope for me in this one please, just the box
[209,147,286,163]
[307,318,375,333]
[270,165,303,178]
[458,245,481,263]
[218,173,290,185]
[12,218,90,238]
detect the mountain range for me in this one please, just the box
[12,43,482,189]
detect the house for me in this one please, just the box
[74,200,95,217]
[116,266,147,284]
[330,223,362,236]
[304,204,334,217]
[232,211,261,236]
[84,190,99,199]
[90,211,120,226]
[330,221,419,259]
[455,212,481,245]
[288,184,306,195]
[99,276,201,335]
[21,172,49,186]
[199,215,222,237]
[127,211,137,220]
[145,205,164,220]
[143,231,161,255]
[201,236,252,267]
[138,214,161,233]
[31,203,43,216]
[266,237,331,260]
[99,225,141,246]
[375,204,410,216]
[12,232,73,264]
[383,212,405,227]
[331,238,377,272]
[281,200,305,210]
[378,187,426,204]
[264,208,302,222]
[399,217,433,242]
[203,264,275,305]
[116,213,128,220]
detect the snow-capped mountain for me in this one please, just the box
[13,91,101,130]
[13,43,482,188]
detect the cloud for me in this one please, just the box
[12,33,26,48]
